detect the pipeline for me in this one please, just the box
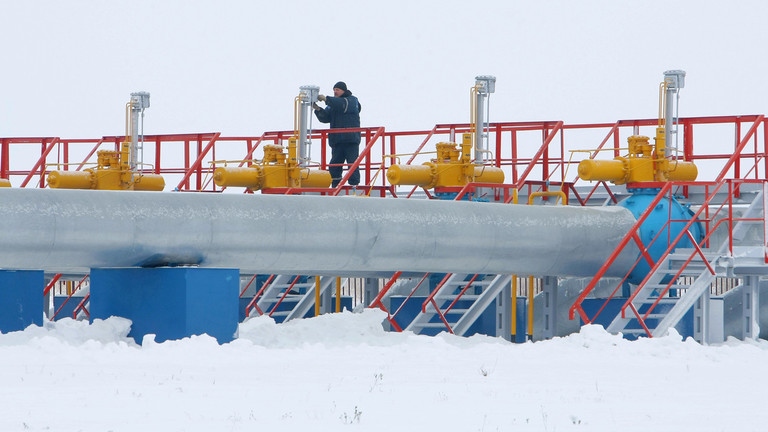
[0,188,638,278]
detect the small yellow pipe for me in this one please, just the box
[511,276,517,338]
[658,82,666,128]
[527,275,534,340]
[293,95,301,137]
[335,277,342,312]
[314,276,321,317]
[528,190,567,206]
[125,102,132,138]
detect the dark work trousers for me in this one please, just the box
[329,143,360,187]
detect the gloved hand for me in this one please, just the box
[312,102,322,111]
[317,94,326,102]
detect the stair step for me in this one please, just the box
[435,294,481,302]
[268,310,290,318]
[411,322,452,329]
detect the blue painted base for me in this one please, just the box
[0,270,44,333]
[90,268,239,344]
[52,296,79,321]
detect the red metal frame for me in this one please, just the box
[569,179,767,335]
[4,115,766,327]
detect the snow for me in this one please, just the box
[3,309,768,431]
[3,1,768,431]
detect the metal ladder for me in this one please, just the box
[405,273,512,336]
[254,274,341,322]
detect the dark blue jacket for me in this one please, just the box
[315,90,361,147]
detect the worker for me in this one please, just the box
[313,81,362,188]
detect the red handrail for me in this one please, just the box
[48,274,90,320]
[20,137,59,188]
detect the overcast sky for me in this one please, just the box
[3,0,767,138]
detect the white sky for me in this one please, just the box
[3,0,767,138]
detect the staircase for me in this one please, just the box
[607,182,767,340]
[247,274,341,323]
[405,273,512,336]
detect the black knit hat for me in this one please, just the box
[333,81,347,91]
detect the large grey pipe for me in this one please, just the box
[0,188,637,277]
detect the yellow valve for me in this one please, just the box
[261,165,291,189]
[0,178,12,188]
[300,169,332,188]
[667,161,698,181]
[263,144,287,164]
[47,148,165,191]
[133,174,165,191]
[213,166,263,189]
[579,132,698,185]
[578,159,626,183]
[473,165,505,184]
[213,147,331,190]
[388,138,505,190]
[48,171,95,189]
[387,164,435,188]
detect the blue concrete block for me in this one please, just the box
[0,270,44,333]
[90,268,239,344]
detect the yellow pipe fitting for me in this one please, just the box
[261,165,290,189]
[47,170,95,189]
[300,169,332,188]
[262,145,286,164]
[100,169,127,190]
[133,174,165,191]
[386,164,435,188]
[473,165,505,184]
[461,133,473,163]
[438,166,464,187]
[213,166,264,189]
[0,178,11,188]
[435,142,460,162]
[98,150,121,169]
[287,137,298,166]
[578,158,627,184]
[528,190,567,205]
[628,135,653,158]
[667,161,698,181]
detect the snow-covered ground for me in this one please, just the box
[2,308,767,431]
[4,2,768,431]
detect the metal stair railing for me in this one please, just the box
[649,182,766,337]
[406,273,505,335]
[573,179,767,337]
[451,274,513,336]
[243,274,275,317]
[255,274,311,319]
[46,274,90,320]
[405,273,474,333]
[368,272,431,332]
[620,180,765,337]
[283,276,338,322]
[570,181,681,325]
[244,274,348,322]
